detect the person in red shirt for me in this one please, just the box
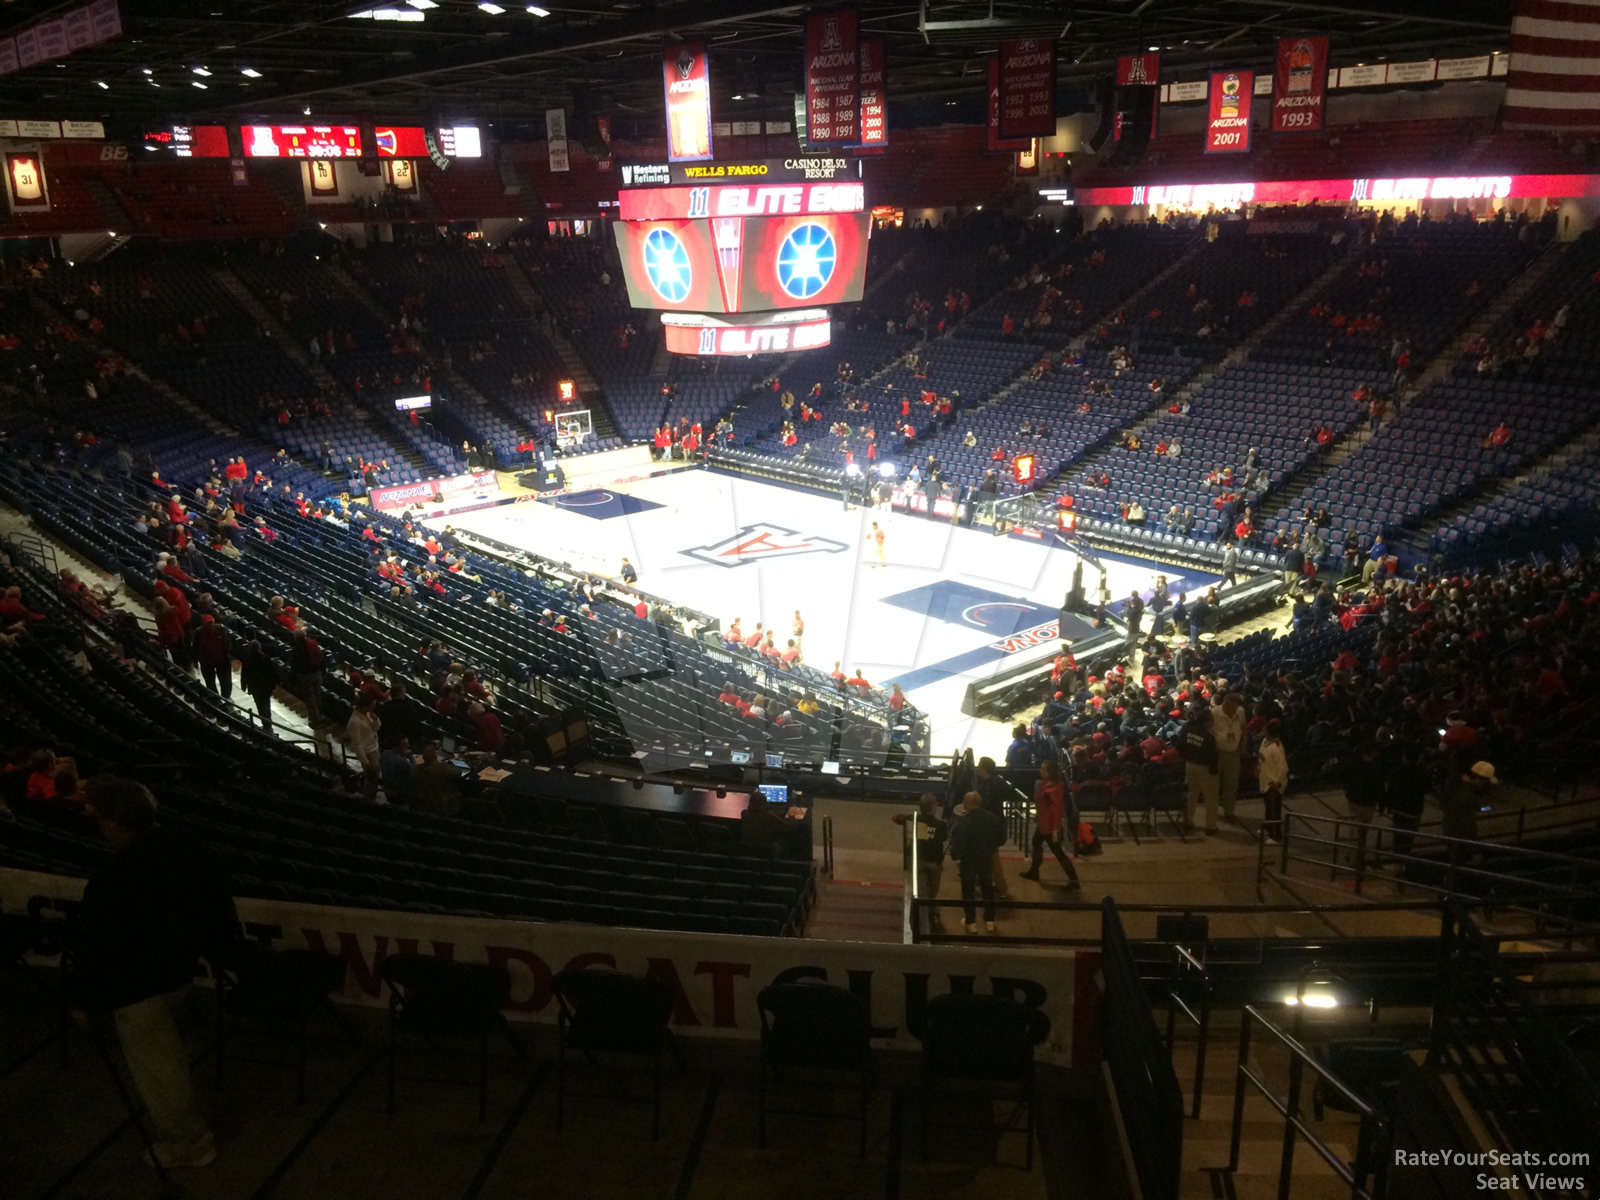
[830,662,847,687]
[888,684,907,712]
[847,669,872,694]
[1483,422,1511,448]
[718,682,741,706]
[780,640,801,667]
[471,703,504,753]
[633,600,649,620]
[157,553,195,585]
[744,623,764,649]
[0,585,44,623]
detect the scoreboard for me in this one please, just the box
[243,125,362,159]
[613,157,870,323]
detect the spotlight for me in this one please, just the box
[845,463,861,477]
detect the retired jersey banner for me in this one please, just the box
[998,38,1056,139]
[4,151,48,211]
[987,59,1031,151]
[857,36,887,148]
[804,9,860,145]
[663,42,713,162]
[1114,51,1160,141]
[1205,70,1254,153]
[1272,36,1328,132]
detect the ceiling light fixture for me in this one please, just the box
[192,81,208,89]
[192,66,212,76]
[141,67,152,74]
[526,3,550,13]
[350,5,425,19]
[405,0,438,7]
[95,80,109,89]
[304,105,313,114]
[478,2,506,11]
[240,67,261,77]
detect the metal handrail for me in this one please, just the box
[1266,811,1600,937]
[1227,1003,1393,1200]
[1164,943,1213,1120]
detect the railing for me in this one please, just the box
[1102,898,1185,1200]
[1163,943,1213,1120]
[1227,1003,1394,1200]
[1428,904,1600,1198]
[4,530,57,574]
[821,815,834,879]
[1262,810,1600,939]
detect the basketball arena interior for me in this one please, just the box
[0,0,1598,1196]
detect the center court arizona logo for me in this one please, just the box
[682,523,848,568]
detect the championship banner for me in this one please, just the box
[1204,70,1253,153]
[804,9,860,145]
[386,158,416,193]
[663,42,713,162]
[1272,36,1328,133]
[987,59,1031,152]
[857,37,887,148]
[4,151,48,212]
[3,869,1099,1067]
[1114,51,1160,141]
[997,37,1056,139]
[596,115,613,171]
[546,107,570,173]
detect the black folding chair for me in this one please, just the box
[213,942,358,1102]
[919,992,1043,1171]
[378,953,520,1120]
[553,966,685,1140]
[757,981,875,1155]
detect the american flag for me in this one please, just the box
[1503,0,1600,130]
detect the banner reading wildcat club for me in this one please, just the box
[4,869,1102,1067]
[804,9,859,145]
[857,36,887,148]
[987,58,1031,152]
[1205,69,1254,153]
[997,37,1056,139]
[1272,35,1328,132]
[663,42,713,162]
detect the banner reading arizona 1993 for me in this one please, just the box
[1272,35,1328,133]
[1205,69,1254,153]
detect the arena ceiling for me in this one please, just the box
[0,0,1514,132]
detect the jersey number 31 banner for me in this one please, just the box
[1272,36,1328,133]
[1205,70,1254,153]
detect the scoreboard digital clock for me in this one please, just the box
[242,125,362,159]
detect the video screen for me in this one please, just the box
[613,212,869,315]
[394,395,432,411]
[759,784,789,805]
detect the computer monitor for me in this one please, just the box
[764,752,784,769]
[441,736,457,754]
[819,760,840,775]
[730,750,751,765]
[758,784,789,805]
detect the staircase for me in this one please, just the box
[27,293,234,437]
[500,255,621,441]
[213,267,344,393]
[216,266,425,475]
[79,175,135,239]
[1411,413,1600,540]
[1406,240,1567,398]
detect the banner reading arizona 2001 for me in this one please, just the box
[1205,69,1254,153]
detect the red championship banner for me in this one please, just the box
[1114,52,1160,141]
[1272,36,1328,132]
[1204,70,1254,153]
[857,36,887,148]
[804,9,859,145]
[4,151,49,212]
[997,38,1056,139]
[663,43,713,162]
[987,59,1031,151]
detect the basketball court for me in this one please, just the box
[431,453,1218,758]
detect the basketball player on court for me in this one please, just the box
[867,522,887,568]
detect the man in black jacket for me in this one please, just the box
[949,791,1008,933]
[68,777,237,1170]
